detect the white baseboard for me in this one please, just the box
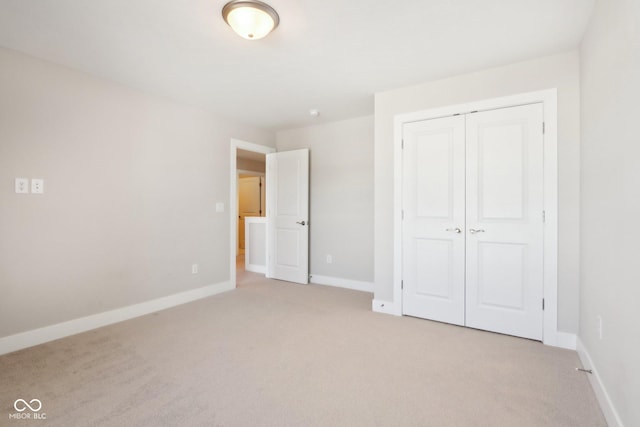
[0,281,233,356]
[555,331,577,350]
[370,306,579,350]
[372,299,400,316]
[310,275,373,293]
[576,337,624,427]
[246,264,266,274]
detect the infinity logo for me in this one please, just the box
[13,399,42,412]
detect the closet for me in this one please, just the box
[401,103,544,340]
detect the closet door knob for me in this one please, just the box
[446,228,462,234]
[469,228,485,234]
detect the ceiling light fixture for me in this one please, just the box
[222,0,279,40]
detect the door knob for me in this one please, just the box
[469,228,485,234]
[296,220,306,226]
[446,228,462,234]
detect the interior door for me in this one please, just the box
[465,104,544,340]
[402,116,466,325]
[238,176,263,250]
[266,149,309,284]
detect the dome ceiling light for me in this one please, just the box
[222,0,280,40]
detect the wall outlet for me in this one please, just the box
[326,255,332,264]
[31,179,44,194]
[15,178,29,194]
[216,202,224,212]
[597,315,603,339]
[192,264,198,274]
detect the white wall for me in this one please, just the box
[374,51,581,333]
[580,0,640,424]
[277,116,374,284]
[0,47,274,339]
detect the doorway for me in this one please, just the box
[230,140,275,287]
[230,141,311,288]
[238,174,265,254]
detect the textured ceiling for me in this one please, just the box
[0,0,595,131]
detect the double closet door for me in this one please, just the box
[402,103,544,340]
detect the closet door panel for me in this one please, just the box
[465,104,544,340]
[402,116,466,325]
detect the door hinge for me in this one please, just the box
[401,139,404,149]
[401,210,404,220]
[542,210,546,223]
[542,299,545,310]
[401,280,404,290]
[542,122,546,134]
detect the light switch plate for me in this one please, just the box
[216,202,224,212]
[31,179,44,194]
[15,178,29,194]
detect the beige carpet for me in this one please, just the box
[1,268,606,426]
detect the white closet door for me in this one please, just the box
[465,104,544,340]
[402,116,466,325]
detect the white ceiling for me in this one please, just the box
[0,0,594,131]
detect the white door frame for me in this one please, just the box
[230,139,275,287]
[392,89,561,347]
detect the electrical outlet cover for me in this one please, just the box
[31,178,44,194]
[15,178,29,194]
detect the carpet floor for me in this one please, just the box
[0,268,606,426]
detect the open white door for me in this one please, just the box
[266,149,309,284]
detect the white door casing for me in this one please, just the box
[465,104,544,340]
[402,115,466,325]
[266,149,309,284]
